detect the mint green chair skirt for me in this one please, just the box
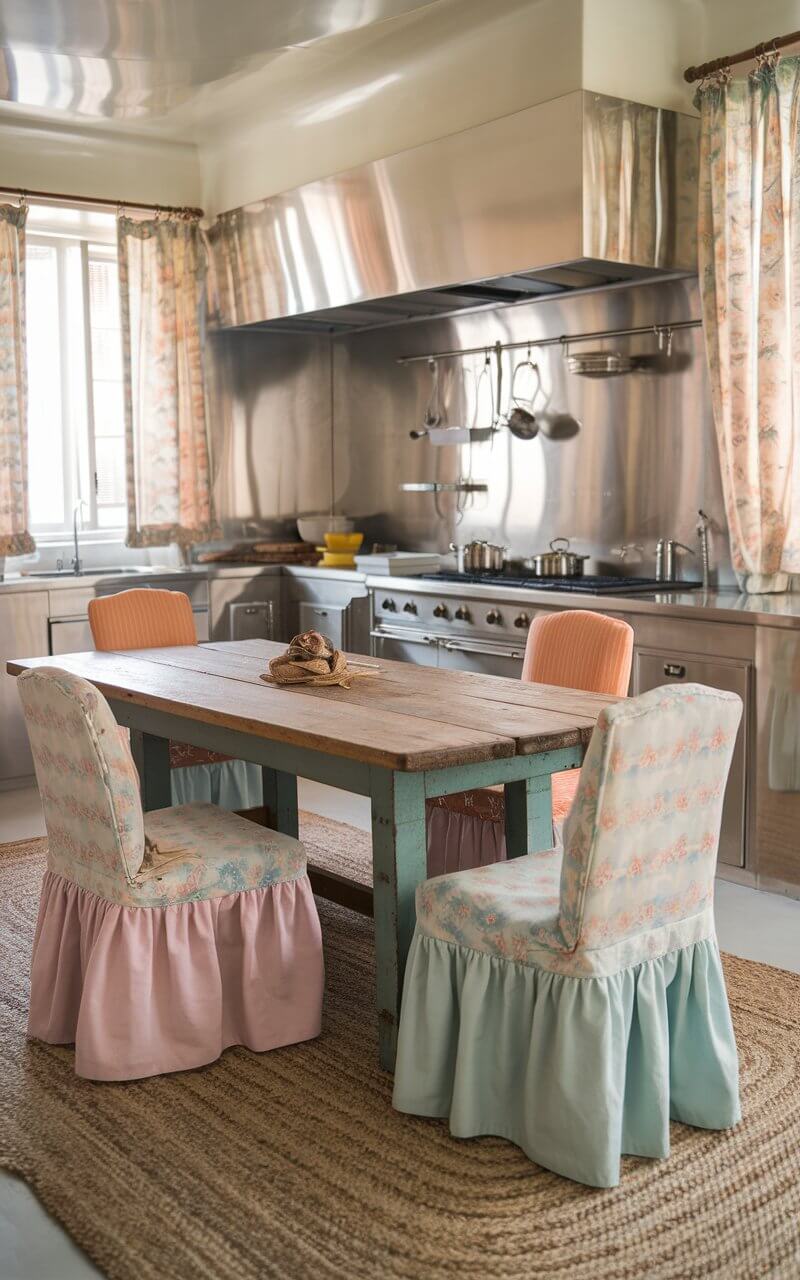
[392,931,740,1188]
[170,759,263,810]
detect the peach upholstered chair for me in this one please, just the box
[20,666,323,1080]
[88,588,262,810]
[426,609,634,875]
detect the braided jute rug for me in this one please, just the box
[1,823,799,1280]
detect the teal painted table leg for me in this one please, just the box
[504,772,554,858]
[129,730,171,811]
[370,768,427,1072]
[262,767,299,837]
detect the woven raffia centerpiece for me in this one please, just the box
[260,630,371,690]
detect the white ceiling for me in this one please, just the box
[0,0,443,126]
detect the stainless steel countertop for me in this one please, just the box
[365,575,800,630]
[0,566,182,594]
[0,561,360,595]
[5,561,800,628]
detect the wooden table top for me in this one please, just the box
[7,640,619,772]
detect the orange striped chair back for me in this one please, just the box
[521,609,633,696]
[88,588,197,652]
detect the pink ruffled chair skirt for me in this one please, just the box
[426,807,507,878]
[425,804,568,878]
[28,871,324,1081]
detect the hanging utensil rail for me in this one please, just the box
[395,319,701,365]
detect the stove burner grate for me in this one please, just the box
[419,572,702,595]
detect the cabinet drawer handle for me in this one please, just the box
[664,663,686,678]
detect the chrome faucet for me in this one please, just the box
[655,538,694,583]
[612,543,644,563]
[696,510,712,591]
[72,499,88,575]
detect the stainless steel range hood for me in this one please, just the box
[207,91,699,334]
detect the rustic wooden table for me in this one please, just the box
[8,639,614,1070]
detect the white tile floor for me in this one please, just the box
[1,781,799,1280]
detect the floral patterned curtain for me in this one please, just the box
[118,213,220,547]
[697,56,800,593]
[0,202,35,557]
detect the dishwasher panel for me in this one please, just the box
[633,648,749,867]
[229,601,275,642]
[299,602,350,650]
[49,618,94,654]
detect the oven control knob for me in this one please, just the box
[486,609,502,625]
[432,603,449,619]
[454,606,471,622]
[403,601,418,615]
[514,612,531,629]
[382,598,396,612]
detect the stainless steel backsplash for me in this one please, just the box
[208,276,733,584]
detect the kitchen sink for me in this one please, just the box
[23,567,147,578]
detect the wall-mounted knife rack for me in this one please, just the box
[396,319,702,365]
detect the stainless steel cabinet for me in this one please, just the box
[633,648,750,867]
[210,574,282,643]
[228,601,275,642]
[49,618,94,654]
[299,602,352,650]
[754,624,800,892]
[0,591,50,784]
[284,573,370,652]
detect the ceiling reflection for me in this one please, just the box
[0,0,440,118]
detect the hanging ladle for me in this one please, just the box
[506,347,541,440]
[409,357,442,438]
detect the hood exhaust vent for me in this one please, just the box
[207,92,698,334]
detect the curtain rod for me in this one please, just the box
[396,319,702,365]
[684,30,800,83]
[0,184,204,219]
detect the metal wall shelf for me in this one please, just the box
[399,482,488,494]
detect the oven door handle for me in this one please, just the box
[442,638,525,660]
[370,627,438,646]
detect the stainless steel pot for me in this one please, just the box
[529,537,590,578]
[451,540,506,574]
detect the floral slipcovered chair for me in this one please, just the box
[394,683,742,1187]
[425,609,634,875]
[88,588,263,811]
[19,666,324,1081]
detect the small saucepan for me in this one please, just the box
[529,537,590,578]
[451,540,506,574]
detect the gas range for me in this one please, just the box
[370,572,703,679]
[419,572,702,595]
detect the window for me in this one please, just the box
[25,206,126,538]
